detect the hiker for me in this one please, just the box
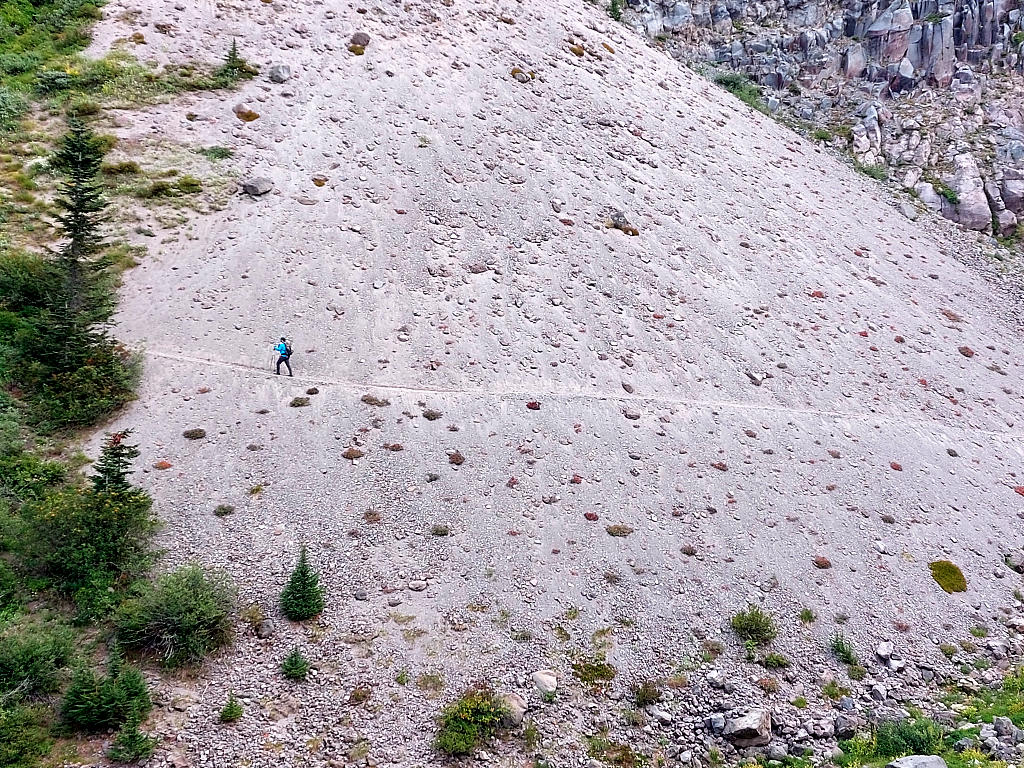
[274,337,293,376]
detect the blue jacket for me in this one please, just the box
[275,342,290,357]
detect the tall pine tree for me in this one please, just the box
[45,117,114,373]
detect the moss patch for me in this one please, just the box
[929,560,967,593]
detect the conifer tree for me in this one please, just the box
[279,546,324,621]
[44,117,114,372]
[281,646,310,681]
[91,430,140,493]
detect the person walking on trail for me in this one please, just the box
[274,337,293,376]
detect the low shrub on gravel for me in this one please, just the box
[61,653,150,732]
[115,565,236,668]
[434,686,508,756]
[280,546,324,621]
[875,717,944,758]
[731,605,777,647]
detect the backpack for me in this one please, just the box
[284,342,293,357]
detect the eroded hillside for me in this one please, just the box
[75,0,1024,764]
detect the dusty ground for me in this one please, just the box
[79,0,1024,764]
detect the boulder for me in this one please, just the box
[500,692,527,726]
[255,619,275,638]
[242,177,274,196]
[268,63,292,83]
[723,709,772,747]
[886,757,948,768]
[531,669,557,695]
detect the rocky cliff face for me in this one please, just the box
[630,0,1024,237]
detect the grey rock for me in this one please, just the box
[723,709,772,747]
[500,692,527,726]
[255,619,275,638]
[268,63,292,83]
[706,713,726,734]
[886,758,948,768]
[408,579,427,591]
[242,177,274,196]
[531,669,557,694]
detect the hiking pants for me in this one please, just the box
[276,355,292,376]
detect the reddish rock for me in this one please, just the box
[809,290,826,299]
[526,401,540,410]
[507,476,519,488]
[153,460,172,470]
[711,461,728,471]
[1015,486,1024,497]
[890,461,903,471]
[813,555,832,569]
[858,330,869,337]
[894,335,905,343]
[958,346,975,358]
[448,451,465,465]
[584,512,599,521]
[570,474,583,484]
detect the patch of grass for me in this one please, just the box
[434,686,508,755]
[417,671,445,694]
[213,504,234,517]
[822,680,850,700]
[395,669,409,686]
[731,605,777,646]
[605,524,633,537]
[430,523,450,536]
[760,652,790,669]
[812,128,832,142]
[631,679,662,707]
[714,72,767,114]
[587,733,642,768]
[929,560,967,593]
[848,664,867,681]
[799,608,816,624]
[0,618,74,699]
[197,146,233,160]
[855,162,889,181]
[830,632,857,664]
[573,655,617,685]
[793,696,808,709]
[940,643,958,658]
[969,625,988,638]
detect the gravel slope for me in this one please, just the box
[81,0,1024,764]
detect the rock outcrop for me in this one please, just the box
[629,0,1024,236]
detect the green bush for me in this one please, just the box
[106,712,157,763]
[435,686,509,755]
[875,717,944,757]
[855,162,889,181]
[0,620,73,699]
[0,704,53,768]
[115,565,236,668]
[0,86,27,131]
[25,351,138,433]
[281,646,310,681]
[631,679,662,706]
[714,72,767,114]
[61,653,151,732]
[21,486,156,611]
[731,605,777,646]
[760,652,790,669]
[280,546,324,621]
